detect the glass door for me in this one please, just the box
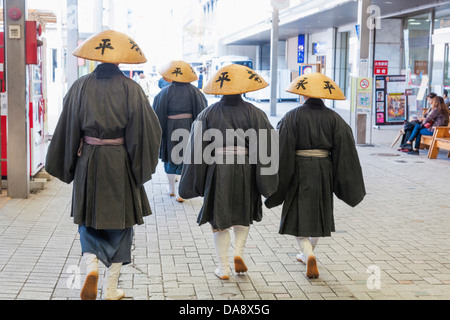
[445,43,450,86]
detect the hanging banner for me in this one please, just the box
[298,35,305,64]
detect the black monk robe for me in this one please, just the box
[265,98,366,238]
[46,63,162,230]
[153,82,207,164]
[179,95,279,230]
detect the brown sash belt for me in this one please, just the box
[296,149,330,158]
[78,136,125,156]
[168,113,193,120]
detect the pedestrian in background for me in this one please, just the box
[265,73,366,279]
[405,96,450,155]
[444,90,450,108]
[153,60,207,202]
[45,30,162,300]
[179,64,279,280]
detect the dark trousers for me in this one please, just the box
[408,124,433,149]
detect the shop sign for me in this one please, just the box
[313,42,327,55]
[374,60,388,75]
[298,35,305,64]
[414,60,428,75]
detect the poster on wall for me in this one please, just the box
[386,75,407,123]
[376,113,385,124]
[375,75,386,124]
[356,78,372,114]
[375,75,408,125]
[386,93,406,122]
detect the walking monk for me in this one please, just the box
[45,30,161,300]
[265,73,366,279]
[179,64,279,280]
[153,61,207,202]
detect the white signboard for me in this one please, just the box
[272,0,290,10]
[416,75,429,102]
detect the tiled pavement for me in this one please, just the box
[0,103,450,301]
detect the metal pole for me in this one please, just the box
[356,0,371,145]
[427,9,435,94]
[270,7,279,117]
[4,0,30,198]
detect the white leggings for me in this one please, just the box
[296,237,319,256]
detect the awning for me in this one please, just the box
[221,0,450,46]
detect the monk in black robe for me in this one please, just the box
[153,61,207,202]
[45,31,161,300]
[179,64,279,280]
[266,73,366,279]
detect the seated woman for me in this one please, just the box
[404,96,450,155]
[398,115,421,152]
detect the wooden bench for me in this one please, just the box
[419,116,450,153]
[427,126,450,159]
[419,134,434,150]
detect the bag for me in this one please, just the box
[424,122,433,129]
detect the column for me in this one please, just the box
[270,7,279,117]
[356,0,371,145]
[4,0,30,198]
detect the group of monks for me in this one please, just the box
[46,30,365,300]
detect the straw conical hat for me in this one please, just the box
[73,30,147,64]
[287,73,346,100]
[203,64,268,95]
[158,61,198,83]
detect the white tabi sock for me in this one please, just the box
[80,253,99,300]
[213,230,231,280]
[296,237,314,263]
[233,226,250,258]
[310,237,319,252]
[233,226,250,273]
[175,175,185,202]
[167,174,176,196]
[104,263,125,300]
[296,237,319,279]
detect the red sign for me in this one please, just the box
[374,60,388,75]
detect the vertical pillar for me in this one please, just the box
[66,0,79,88]
[94,0,103,33]
[427,9,435,94]
[4,0,30,198]
[358,0,371,78]
[356,0,371,145]
[270,8,279,117]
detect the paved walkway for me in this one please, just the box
[1,101,450,301]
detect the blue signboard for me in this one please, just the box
[298,34,305,64]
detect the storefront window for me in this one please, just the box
[445,44,450,87]
[434,8,450,30]
[405,13,431,110]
